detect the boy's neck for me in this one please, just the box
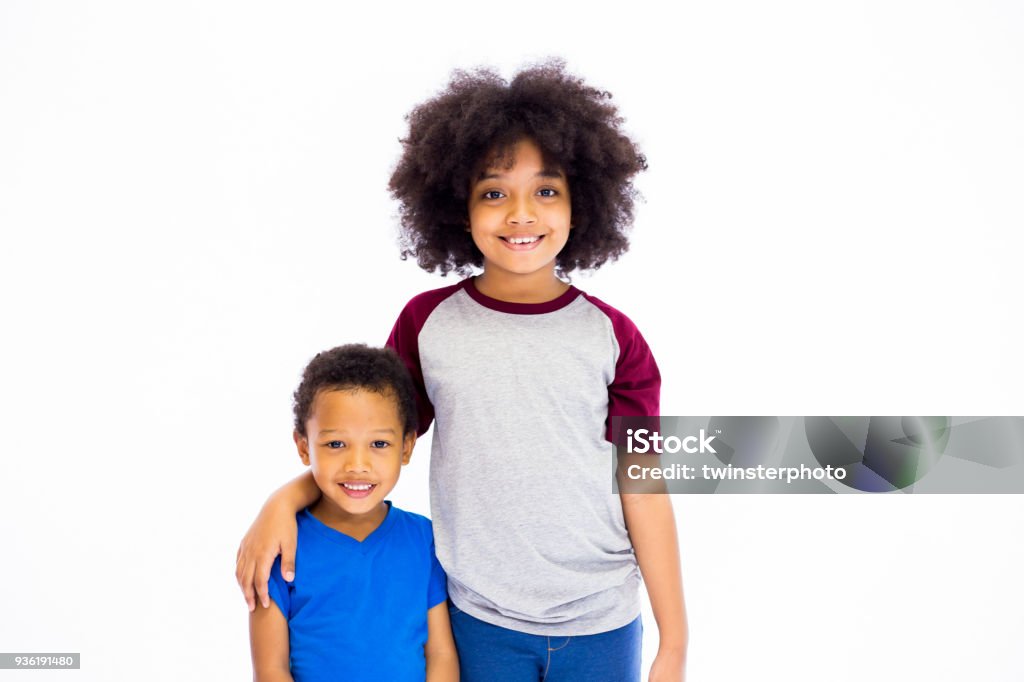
[474,269,570,304]
[309,499,389,542]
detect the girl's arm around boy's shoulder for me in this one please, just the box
[425,601,459,682]
[236,471,321,611]
[249,599,293,682]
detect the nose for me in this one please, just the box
[343,447,372,473]
[507,195,536,226]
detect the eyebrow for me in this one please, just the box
[318,428,398,436]
[475,169,565,182]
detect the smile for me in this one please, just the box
[342,482,374,491]
[339,482,377,498]
[499,235,544,250]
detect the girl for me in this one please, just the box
[237,60,687,682]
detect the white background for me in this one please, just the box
[2,1,1023,680]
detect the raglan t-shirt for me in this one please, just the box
[386,277,660,636]
[267,503,448,682]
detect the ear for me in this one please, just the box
[293,429,311,466]
[400,432,417,465]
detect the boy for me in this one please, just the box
[249,344,458,682]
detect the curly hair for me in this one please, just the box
[389,58,647,276]
[292,344,417,438]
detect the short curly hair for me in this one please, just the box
[389,58,647,276]
[292,344,417,438]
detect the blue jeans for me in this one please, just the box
[449,603,642,682]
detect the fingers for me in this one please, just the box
[237,549,257,612]
[280,537,297,583]
[255,553,273,610]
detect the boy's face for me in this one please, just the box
[294,388,413,521]
[467,137,572,281]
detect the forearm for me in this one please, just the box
[253,669,293,682]
[621,493,688,655]
[426,651,459,682]
[238,471,320,610]
[265,470,320,513]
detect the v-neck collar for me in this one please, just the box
[300,501,397,554]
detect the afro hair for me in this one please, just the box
[292,344,417,438]
[389,58,647,277]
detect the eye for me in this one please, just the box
[482,190,505,200]
[371,440,391,449]
[537,188,558,197]
[325,440,345,449]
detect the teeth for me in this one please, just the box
[342,483,373,491]
[507,236,539,244]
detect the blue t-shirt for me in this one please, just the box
[267,502,447,682]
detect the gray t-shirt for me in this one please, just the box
[387,277,660,636]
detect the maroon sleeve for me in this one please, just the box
[385,282,464,438]
[582,294,661,443]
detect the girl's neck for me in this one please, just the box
[473,269,570,304]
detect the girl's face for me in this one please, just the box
[467,138,572,286]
